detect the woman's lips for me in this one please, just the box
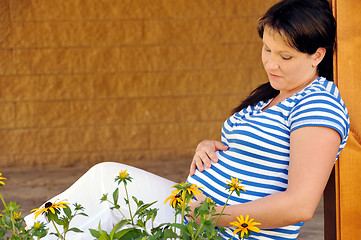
[268,73,282,78]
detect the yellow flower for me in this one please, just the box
[118,169,129,179]
[186,184,203,197]
[230,214,261,238]
[164,190,183,208]
[226,177,246,196]
[115,169,132,185]
[206,197,213,203]
[33,221,42,229]
[0,173,7,186]
[13,211,21,220]
[31,199,69,219]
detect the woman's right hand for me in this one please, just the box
[189,140,229,176]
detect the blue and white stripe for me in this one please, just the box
[187,77,350,239]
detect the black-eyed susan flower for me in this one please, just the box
[164,190,183,209]
[115,169,132,185]
[185,184,203,197]
[0,173,6,186]
[230,214,261,239]
[31,199,69,219]
[226,177,246,196]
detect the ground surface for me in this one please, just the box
[1,159,323,239]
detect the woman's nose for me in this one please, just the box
[265,55,279,70]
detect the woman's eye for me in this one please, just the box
[281,55,292,60]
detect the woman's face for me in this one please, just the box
[261,26,323,98]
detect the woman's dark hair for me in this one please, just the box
[233,0,336,113]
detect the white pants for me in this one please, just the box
[25,162,178,240]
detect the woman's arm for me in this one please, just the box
[192,126,341,229]
[189,140,228,175]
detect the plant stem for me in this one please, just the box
[123,182,134,225]
[193,223,204,240]
[9,211,17,235]
[213,190,233,226]
[51,219,65,240]
[0,193,8,212]
[180,192,186,225]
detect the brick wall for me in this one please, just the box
[0,0,278,168]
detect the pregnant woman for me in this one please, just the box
[25,0,349,239]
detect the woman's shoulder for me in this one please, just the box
[293,77,347,110]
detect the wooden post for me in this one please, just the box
[324,0,361,239]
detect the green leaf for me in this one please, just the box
[109,220,128,239]
[0,230,6,238]
[63,205,72,219]
[163,228,179,238]
[68,227,83,233]
[89,228,100,238]
[114,228,143,238]
[134,201,157,216]
[113,188,119,206]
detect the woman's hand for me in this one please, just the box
[189,140,228,176]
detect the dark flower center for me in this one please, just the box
[241,223,248,228]
[45,202,53,208]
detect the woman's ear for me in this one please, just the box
[312,47,326,67]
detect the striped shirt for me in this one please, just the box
[187,77,350,239]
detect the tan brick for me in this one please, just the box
[16,101,70,128]
[0,76,38,101]
[221,17,260,43]
[10,22,37,48]
[38,128,70,153]
[145,17,259,45]
[160,0,225,19]
[65,152,107,167]
[0,23,11,48]
[31,0,65,21]
[0,50,13,75]
[0,0,10,21]
[12,153,66,167]
[144,19,197,45]
[150,123,182,149]
[175,97,203,122]
[84,48,121,73]
[10,129,39,154]
[38,75,94,100]
[250,62,268,89]
[14,48,89,75]
[126,98,176,123]
[178,122,223,148]
[13,49,55,75]
[37,22,85,47]
[85,21,144,47]
[0,130,15,155]
[10,0,36,21]
[228,93,251,112]
[69,100,126,126]
[199,96,231,121]
[94,73,149,98]
[94,124,149,151]
[149,72,200,97]
[0,155,14,168]
[68,126,96,152]
[197,70,253,95]
[225,0,279,17]
[0,103,15,129]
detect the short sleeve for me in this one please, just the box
[289,92,350,141]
